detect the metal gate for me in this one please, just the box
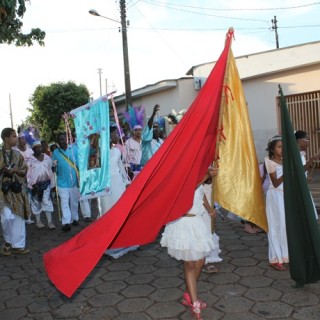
[278,90,320,163]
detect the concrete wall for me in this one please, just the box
[116,78,197,120]
[243,63,320,161]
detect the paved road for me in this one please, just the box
[1,175,320,320]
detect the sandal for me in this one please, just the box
[1,243,11,256]
[270,263,286,271]
[181,292,207,309]
[192,301,203,320]
[12,248,30,255]
[202,264,219,273]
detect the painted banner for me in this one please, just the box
[70,96,110,199]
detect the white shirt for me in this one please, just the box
[124,138,142,165]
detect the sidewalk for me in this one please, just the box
[1,175,320,319]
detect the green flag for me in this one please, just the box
[279,84,320,287]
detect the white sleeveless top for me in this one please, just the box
[186,185,206,216]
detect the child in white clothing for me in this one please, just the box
[161,182,216,320]
[265,135,288,271]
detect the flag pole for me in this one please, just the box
[211,27,234,233]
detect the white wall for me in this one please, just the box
[117,78,197,120]
[243,64,320,160]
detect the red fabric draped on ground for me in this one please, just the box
[43,31,233,298]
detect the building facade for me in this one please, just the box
[115,41,320,161]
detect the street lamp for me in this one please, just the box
[89,2,132,110]
[88,9,121,24]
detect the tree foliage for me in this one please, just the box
[0,0,45,46]
[28,81,90,142]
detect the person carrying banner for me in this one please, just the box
[160,179,217,319]
[99,126,138,259]
[99,126,131,215]
[52,133,80,232]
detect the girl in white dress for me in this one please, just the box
[265,135,288,271]
[161,182,216,320]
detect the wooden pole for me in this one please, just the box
[211,28,234,233]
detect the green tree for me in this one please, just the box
[0,0,45,46]
[28,81,90,142]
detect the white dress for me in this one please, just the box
[99,147,138,259]
[98,147,130,215]
[160,185,216,261]
[265,158,289,264]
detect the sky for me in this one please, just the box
[1,0,319,131]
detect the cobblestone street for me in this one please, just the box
[1,173,320,319]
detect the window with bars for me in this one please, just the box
[277,90,320,166]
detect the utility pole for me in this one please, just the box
[120,0,132,110]
[9,93,13,128]
[271,16,279,49]
[97,68,103,97]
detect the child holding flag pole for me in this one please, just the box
[160,177,217,320]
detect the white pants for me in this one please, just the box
[80,199,91,218]
[29,186,54,215]
[0,206,26,248]
[58,187,79,225]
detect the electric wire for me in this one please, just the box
[142,0,269,22]
[143,0,320,11]
[131,4,189,68]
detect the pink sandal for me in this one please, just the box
[192,301,203,320]
[181,292,207,309]
[270,262,286,271]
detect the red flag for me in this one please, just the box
[43,30,234,298]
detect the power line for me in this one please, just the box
[143,0,320,12]
[141,0,270,23]
[280,24,320,29]
[128,0,142,10]
[41,24,320,34]
[131,26,268,31]
[132,4,188,67]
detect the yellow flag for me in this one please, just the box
[214,50,268,231]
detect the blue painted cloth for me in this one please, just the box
[70,97,110,198]
[52,145,79,189]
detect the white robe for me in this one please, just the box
[265,158,289,264]
[98,148,130,215]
